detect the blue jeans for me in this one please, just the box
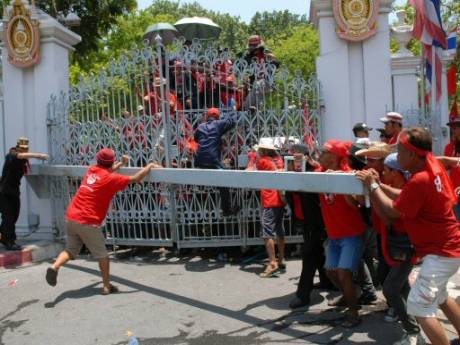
[325,235,363,272]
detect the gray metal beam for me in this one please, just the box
[27,164,365,196]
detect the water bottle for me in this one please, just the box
[128,336,139,345]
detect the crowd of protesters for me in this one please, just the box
[2,34,460,345]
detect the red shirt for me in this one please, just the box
[444,142,460,189]
[393,170,460,258]
[388,132,399,145]
[256,155,285,208]
[66,166,131,226]
[319,193,366,240]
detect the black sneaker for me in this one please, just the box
[46,267,58,287]
[358,293,378,305]
[4,242,22,251]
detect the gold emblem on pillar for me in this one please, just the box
[4,0,40,68]
[333,0,380,42]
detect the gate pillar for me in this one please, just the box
[0,2,80,239]
[311,0,394,141]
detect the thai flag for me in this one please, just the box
[447,27,458,56]
[410,0,446,102]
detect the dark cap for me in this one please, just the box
[353,122,373,133]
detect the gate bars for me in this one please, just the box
[46,38,322,248]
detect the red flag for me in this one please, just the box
[448,64,458,96]
[451,97,459,118]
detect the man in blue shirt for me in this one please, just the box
[194,108,239,216]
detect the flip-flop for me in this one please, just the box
[101,284,119,295]
[259,265,280,278]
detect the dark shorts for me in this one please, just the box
[261,207,285,239]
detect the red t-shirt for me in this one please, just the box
[256,155,285,208]
[388,133,398,145]
[66,165,131,226]
[444,142,460,189]
[393,170,460,258]
[319,193,366,240]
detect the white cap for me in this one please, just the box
[137,105,144,112]
[257,137,277,150]
[380,112,403,124]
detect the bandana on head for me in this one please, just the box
[399,132,457,204]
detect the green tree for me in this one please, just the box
[0,0,137,65]
[271,24,319,78]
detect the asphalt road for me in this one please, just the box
[1,248,459,345]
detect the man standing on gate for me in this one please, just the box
[46,148,161,295]
[0,138,49,250]
[194,108,240,216]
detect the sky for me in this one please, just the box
[137,0,406,23]
[137,0,311,22]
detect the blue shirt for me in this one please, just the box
[194,112,238,167]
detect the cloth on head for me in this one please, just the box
[384,152,404,172]
[399,132,457,204]
[96,148,115,167]
[322,139,350,171]
[206,107,221,120]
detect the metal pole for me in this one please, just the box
[155,35,173,168]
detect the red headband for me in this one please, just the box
[398,133,428,157]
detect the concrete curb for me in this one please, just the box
[0,241,64,268]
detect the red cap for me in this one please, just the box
[96,148,115,167]
[206,108,221,120]
[322,140,349,158]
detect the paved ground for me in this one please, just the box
[1,247,460,345]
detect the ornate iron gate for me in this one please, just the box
[47,39,322,248]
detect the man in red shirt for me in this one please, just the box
[438,118,460,220]
[357,127,460,345]
[45,148,160,295]
[255,138,286,278]
[319,140,366,328]
[380,112,404,145]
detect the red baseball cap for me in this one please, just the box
[206,108,221,120]
[96,148,115,167]
[322,139,349,158]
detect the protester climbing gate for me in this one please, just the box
[47,38,322,248]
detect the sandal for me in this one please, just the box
[340,314,362,328]
[101,284,119,295]
[259,264,279,278]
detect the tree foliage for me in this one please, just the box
[0,0,137,66]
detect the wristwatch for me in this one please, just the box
[370,182,380,193]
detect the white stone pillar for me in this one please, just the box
[311,0,394,141]
[439,54,455,151]
[0,4,80,240]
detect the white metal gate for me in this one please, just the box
[46,38,322,248]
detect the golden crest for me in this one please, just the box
[333,0,379,42]
[4,0,40,68]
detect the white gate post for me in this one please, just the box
[0,3,80,240]
[310,0,394,141]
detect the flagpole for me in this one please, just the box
[421,45,426,119]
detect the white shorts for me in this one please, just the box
[407,255,460,318]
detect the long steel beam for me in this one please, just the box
[27,164,365,196]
